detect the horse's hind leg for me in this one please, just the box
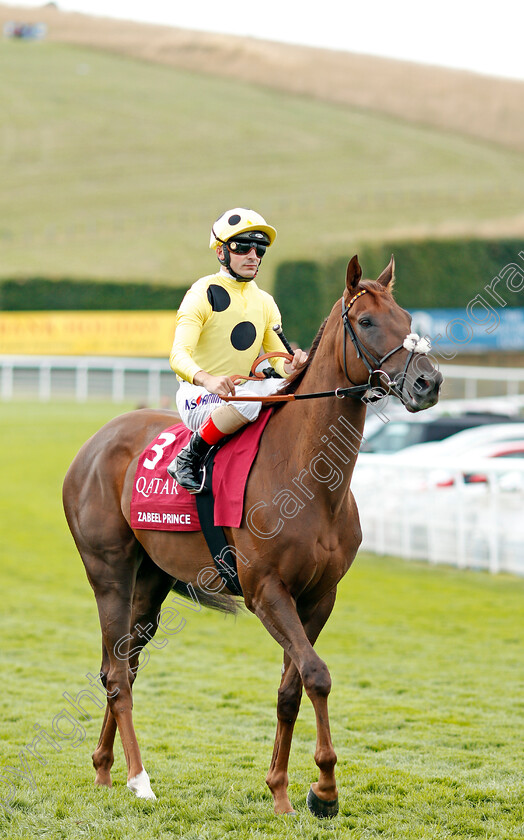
[92,552,174,791]
[92,641,116,787]
[265,589,337,816]
[78,538,158,795]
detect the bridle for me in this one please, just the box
[340,289,429,403]
[221,288,431,405]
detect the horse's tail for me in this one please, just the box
[171,579,241,615]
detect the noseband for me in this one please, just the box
[341,290,431,403]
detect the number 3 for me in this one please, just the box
[143,432,177,470]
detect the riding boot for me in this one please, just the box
[167,432,213,494]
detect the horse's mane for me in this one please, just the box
[356,279,393,298]
[279,317,329,396]
[278,280,392,397]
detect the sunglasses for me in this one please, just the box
[227,240,267,258]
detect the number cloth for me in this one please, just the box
[130,411,273,532]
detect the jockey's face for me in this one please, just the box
[217,244,261,280]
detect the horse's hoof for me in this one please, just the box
[306,785,339,819]
[284,810,297,817]
[127,767,157,800]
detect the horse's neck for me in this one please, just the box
[273,329,367,510]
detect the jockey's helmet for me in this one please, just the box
[210,208,277,251]
[210,208,277,280]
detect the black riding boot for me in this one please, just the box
[167,432,212,494]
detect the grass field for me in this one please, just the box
[1,41,524,288]
[0,401,523,838]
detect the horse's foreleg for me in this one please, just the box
[253,580,339,818]
[265,654,302,814]
[265,589,337,815]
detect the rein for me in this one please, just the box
[219,290,430,404]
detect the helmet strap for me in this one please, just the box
[218,243,260,281]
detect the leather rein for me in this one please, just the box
[220,289,426,404]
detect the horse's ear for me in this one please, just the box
[346,255,362,292]
[376,254,395,291]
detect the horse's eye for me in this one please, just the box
[358,318,372,328]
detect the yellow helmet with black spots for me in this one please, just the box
[210,208,277,250]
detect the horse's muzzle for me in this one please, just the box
[404,369,443,412]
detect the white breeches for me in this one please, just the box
[176,378,286,432]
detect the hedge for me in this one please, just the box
[275,239,524,347]
[0,278,188,311]
[332,238,524,310]
[273,261,323,350]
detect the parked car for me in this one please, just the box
[360,412,521,454]
[375,422,524,462]
[433,440,524,487]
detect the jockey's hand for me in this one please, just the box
[284,349,308,376]
[193,370,236,397]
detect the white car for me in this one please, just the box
[378,422,524,463]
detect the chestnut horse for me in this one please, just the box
[63,256,442,817]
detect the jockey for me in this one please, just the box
[167,207,308,493]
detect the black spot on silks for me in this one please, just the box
[230,321,257,351]
[207,284,231,312]
[228,214,241,225]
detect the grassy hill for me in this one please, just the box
[2,3,524,153]
[0,23,523,289]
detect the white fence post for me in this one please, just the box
[1,364,13,400]
[488,472,500,574]
[76,365,88,402]
[38,365,51,401]
[112,367,125,403]
[147,369,161,408]
[464,379,477,400]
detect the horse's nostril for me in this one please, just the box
[414,376,430,392]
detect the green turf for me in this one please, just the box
[1,401,523,838]
[1,42,524,289]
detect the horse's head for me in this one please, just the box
[342,255,442,412]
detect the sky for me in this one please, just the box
[3,0,524,82]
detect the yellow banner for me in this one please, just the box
[0,312,176,357]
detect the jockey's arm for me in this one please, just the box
[169,289,209,384]
[170,294,236,396]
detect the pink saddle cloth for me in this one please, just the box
[130,409,272,531]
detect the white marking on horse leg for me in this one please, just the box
[126,767,156,800]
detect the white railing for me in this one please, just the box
[440,364,524,399]
[1,356,524,403]
[0,354,175,404]
[353,454,524,576]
